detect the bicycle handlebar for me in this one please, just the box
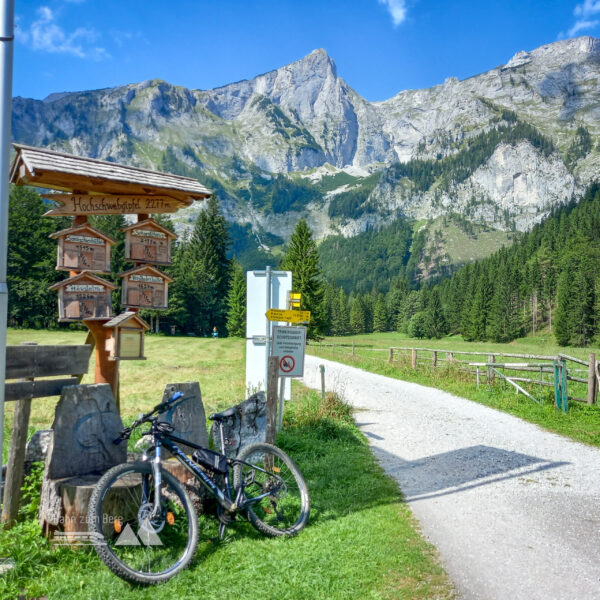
[113,390,185,445]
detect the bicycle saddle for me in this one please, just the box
[209,406,237,421]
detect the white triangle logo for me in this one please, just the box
[138,520,164,546]
[115,523,140,546]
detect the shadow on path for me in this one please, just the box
[368,444,569,502]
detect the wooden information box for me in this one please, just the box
[104,312,150,361]
[50,223,116,273]
[119,265,173,310]
[49,272,117,321]
[123,219,177,266]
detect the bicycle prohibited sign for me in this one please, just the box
[272,326,306,377]
[280,355,295,373]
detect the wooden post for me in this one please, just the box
[388,347,394,364]
[432,351,437,367]
[351,340,355,356]
[587,353,597,405]
[265,356,278,446]
[319,364,325,399]
[411,349,417,369]
[488,354,495,383]
[84,320,119,409]
[476,367,480,389]
[447,352,454,363]
[2,342,35,527]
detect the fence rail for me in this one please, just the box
[310,342,599,409]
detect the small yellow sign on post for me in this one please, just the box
[266,308,311,323]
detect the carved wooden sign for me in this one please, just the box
[119,265,173,310]
[49,272,117,321]
[104,312,150,361]
[42,194,185,216]
[123,219,177,265]
[50,224,115,273]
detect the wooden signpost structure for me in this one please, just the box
[9,144,212,402]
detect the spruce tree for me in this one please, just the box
[280,219,326,338]
[373,293,387,332]
[334,288,351,335]
[350,296,366,334]
[424,288,447,339]
[226,260,246,337]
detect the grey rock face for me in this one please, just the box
[209,392,267,457]
[11,36,600,245]
[47,384,126,479]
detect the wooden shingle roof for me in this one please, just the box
[10,144,212,205]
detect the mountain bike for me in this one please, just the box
[87,391,310,585]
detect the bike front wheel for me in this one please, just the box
[233,442,310,537]
[87,461,198,585]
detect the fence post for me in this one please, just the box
[2,342,36,527]
[411,349,417,369]
[265,356,279,446]
[388,348,393,364]
[352,341,355,356]
[587,353,597,405]
[487,354,495,383]
[432,351,437,367]
[447,352,454,363]
[319,364,325,399]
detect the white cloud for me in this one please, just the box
[378,0,408,27]
[18,6,109,60]
[566,0,600,37]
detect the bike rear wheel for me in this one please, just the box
[87,461,198,585]
[233,443,310,537]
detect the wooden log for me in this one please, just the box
[558,353,589,367]
[566,376,588,384]
[5,344,90,379]
[588,353,597,405]
[411,349,417,369]
[2,343,36,527]
[2,397,32,527]
[5,377,79,402]
[265,356,278,446]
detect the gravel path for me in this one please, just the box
[301,355,600,600]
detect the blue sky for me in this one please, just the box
[12,0,599,102]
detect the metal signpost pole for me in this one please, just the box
[0,0,14,509]
[264,265,272,389]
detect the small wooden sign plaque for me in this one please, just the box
[119,265,173,310]
[50,224,116,273]
[104,312,150,361]
[49,272,117,322]
[42,194,185,216]
[123,219,177,265]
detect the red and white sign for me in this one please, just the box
[272,326,306,378]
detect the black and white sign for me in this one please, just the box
[272,326,306,378]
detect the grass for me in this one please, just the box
[1,328,454,599]
[308,331,600,447]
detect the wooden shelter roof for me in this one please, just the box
[119,264,174,283]
[49,222,117,245]
[10,144,212,205]
[121,218,177,238]
[104,312,150,330]
[49,271,118,291]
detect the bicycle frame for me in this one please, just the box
[141,421,283,516]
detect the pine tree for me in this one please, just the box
[280,219,326,338]
[424,288,447,339]
[334,288,350,335]
[173,196,231,335]
[349,296,366,334]
[7,186,68,328]
[373,293,387,332]
[226,260,246,337]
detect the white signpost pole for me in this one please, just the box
[0,0,14,508]
[245,269,291,398]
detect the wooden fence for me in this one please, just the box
[310,342,599,408]
[2,343,91,527]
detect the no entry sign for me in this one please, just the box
[272,326,306,378]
